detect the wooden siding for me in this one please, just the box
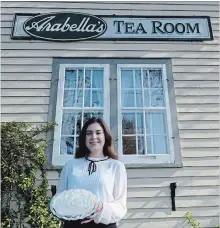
[1,1,219,228]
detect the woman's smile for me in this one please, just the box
[85,122,105,156]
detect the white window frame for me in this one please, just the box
[52,64,110,166]
[117,64,175,164]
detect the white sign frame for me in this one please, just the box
[11,13,213,41]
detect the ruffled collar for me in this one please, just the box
[86,156,109,161]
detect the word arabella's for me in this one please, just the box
[23,12,107,40]
[25,16,105,33]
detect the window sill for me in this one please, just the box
[124,162,183,169]
[46,162,183,170]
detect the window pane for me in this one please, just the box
[75,89,83,107]
[92,90,103,107]
[138,136,145,155]
[137,113,144,134]
[135,70,141,88]
[151,89,164,107]
[60,137,75,155]
[77,69,84,88]
[136,90,143,107]
[122,113,136,134]
[63,89,83,107]
[65,70,77,88]
[150,69,163,88]
[123,136,136,154]
[62,112,82,135]
[92,69,103,88]
[121,70,134,88]
[83,112,103,124]
[152,112,166,134]
[145,113,152,135]
[84,89,91,107]
[153,136,168,154]
[144,89,150,107]
[76,113,82,135]
[122,90,135,107]
[147,136,153,154]
[85,70,91,88]
[62,112,76,135]
[143,70,149,88]
[63,90,75,107]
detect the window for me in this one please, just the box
[50,59,181,167]
[117,65,174,164]
[52,64,110,166]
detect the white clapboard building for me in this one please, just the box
[1,1,219,227]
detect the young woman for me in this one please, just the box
[56,117,127,228]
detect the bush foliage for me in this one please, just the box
[1,122,62,228]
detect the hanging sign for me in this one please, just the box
[11,12,213,41]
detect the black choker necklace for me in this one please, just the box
[85,156,109,175]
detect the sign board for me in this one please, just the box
[11,13,213,41]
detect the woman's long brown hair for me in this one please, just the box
[75,117,118,160]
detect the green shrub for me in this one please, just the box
[185,211,201,228]
[1,122,62,228]
[185,211,219,228]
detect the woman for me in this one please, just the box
[56,117,127,228]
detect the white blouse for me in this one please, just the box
[57,156,127,225]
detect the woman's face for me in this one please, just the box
[85,122,105,155]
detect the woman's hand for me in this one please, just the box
[81,201,103,224]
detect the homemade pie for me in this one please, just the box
[50,189,99,220]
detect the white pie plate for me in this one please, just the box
[50,189,99,220]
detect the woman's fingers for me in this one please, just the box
[81,218,93,224]
[81,201,103,224]
[87,211,98,219]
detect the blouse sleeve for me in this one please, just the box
[56,162,69,194]
[94,162,127,225]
